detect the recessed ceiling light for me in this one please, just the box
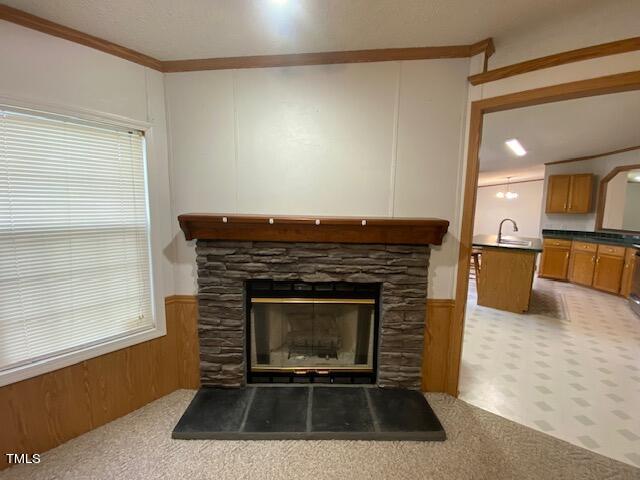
[505,138,527,157]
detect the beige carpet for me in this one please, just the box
[1,390,638,480]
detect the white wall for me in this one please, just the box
[3,0,638,309]
[474,180,543,238]
[489,0,640,69]
[602,172,627,229]
[165,59,471,299]
[623,183,640,231]
[0,21,174,327]
[540,149,640,231]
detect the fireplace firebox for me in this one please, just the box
[246,281,380,384]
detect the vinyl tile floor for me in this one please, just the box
[460,277,640,467]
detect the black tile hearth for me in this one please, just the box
[243,387,308,432]
[312,387,374,433]
[367,388,443,433]
[172,386,446,441]
[172,388,252,434]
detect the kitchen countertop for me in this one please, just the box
[473,235,542,252]
[542,229,640,248]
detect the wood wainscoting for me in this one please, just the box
[422,299,456,392]
[0,296,199,470]
[0,293,454,470]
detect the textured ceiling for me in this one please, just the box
[2,0,594,60]
[478,90,640,186]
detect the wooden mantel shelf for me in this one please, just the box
[178,214,449,245]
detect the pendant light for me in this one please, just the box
[496,177,519,200]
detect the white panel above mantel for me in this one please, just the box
[165,59,471,298]
[234,63,399,217]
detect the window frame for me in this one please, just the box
[0,100,166,388]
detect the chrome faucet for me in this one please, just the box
[497,218,519,244]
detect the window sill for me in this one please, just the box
[0,324,166,388]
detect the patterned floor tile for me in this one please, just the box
[572,397,590,407]
[578,435,600,449]
[459,278,640,468]
[574,415,595,426]
[618,429,640,441]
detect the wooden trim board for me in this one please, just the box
[469,38,495,58]
[469,36,640,85]
[178,213,450,246]
[0,4,163,71]
[0,295,199,471]
[162,42,493,73]
[422,299,456,392]
[478,178,544,188]
[2,4,639,79]
[0,5,495,72]
[448,70,640,397]
[545,145,640,166]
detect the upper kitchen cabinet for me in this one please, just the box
[545,174,593,214]
[546,175,571,213]
[566,174,594,213]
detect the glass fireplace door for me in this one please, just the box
[249,298,376,373]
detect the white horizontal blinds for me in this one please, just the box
[0,108,153,372]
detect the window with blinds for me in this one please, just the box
[0,107,154,374]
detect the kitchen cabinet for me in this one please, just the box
[541,240,636,297]
[477,247,538,313]
[569,248,596,286]
[592,245,625,294]
[539,238,571,280]
[545,174,593,214]
[545,175,571,213]
[620,248,637,298]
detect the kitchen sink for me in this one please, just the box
[499,238,532,247]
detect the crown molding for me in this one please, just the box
[0,4,163,71]
[162,40,495,73]
[0,5,495,73]
[469,36,640,85]
[8,3,635,81]
[544,145,640,166]
[478,178,544,188]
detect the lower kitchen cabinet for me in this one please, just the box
[593,249,625,294]
[542,239,633,297]
[620,248,637,297]
[569,250,595,286]
[539,239,571,280]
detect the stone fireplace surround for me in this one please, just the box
[196,240,430,390]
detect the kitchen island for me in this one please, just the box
[472,235,542,313]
